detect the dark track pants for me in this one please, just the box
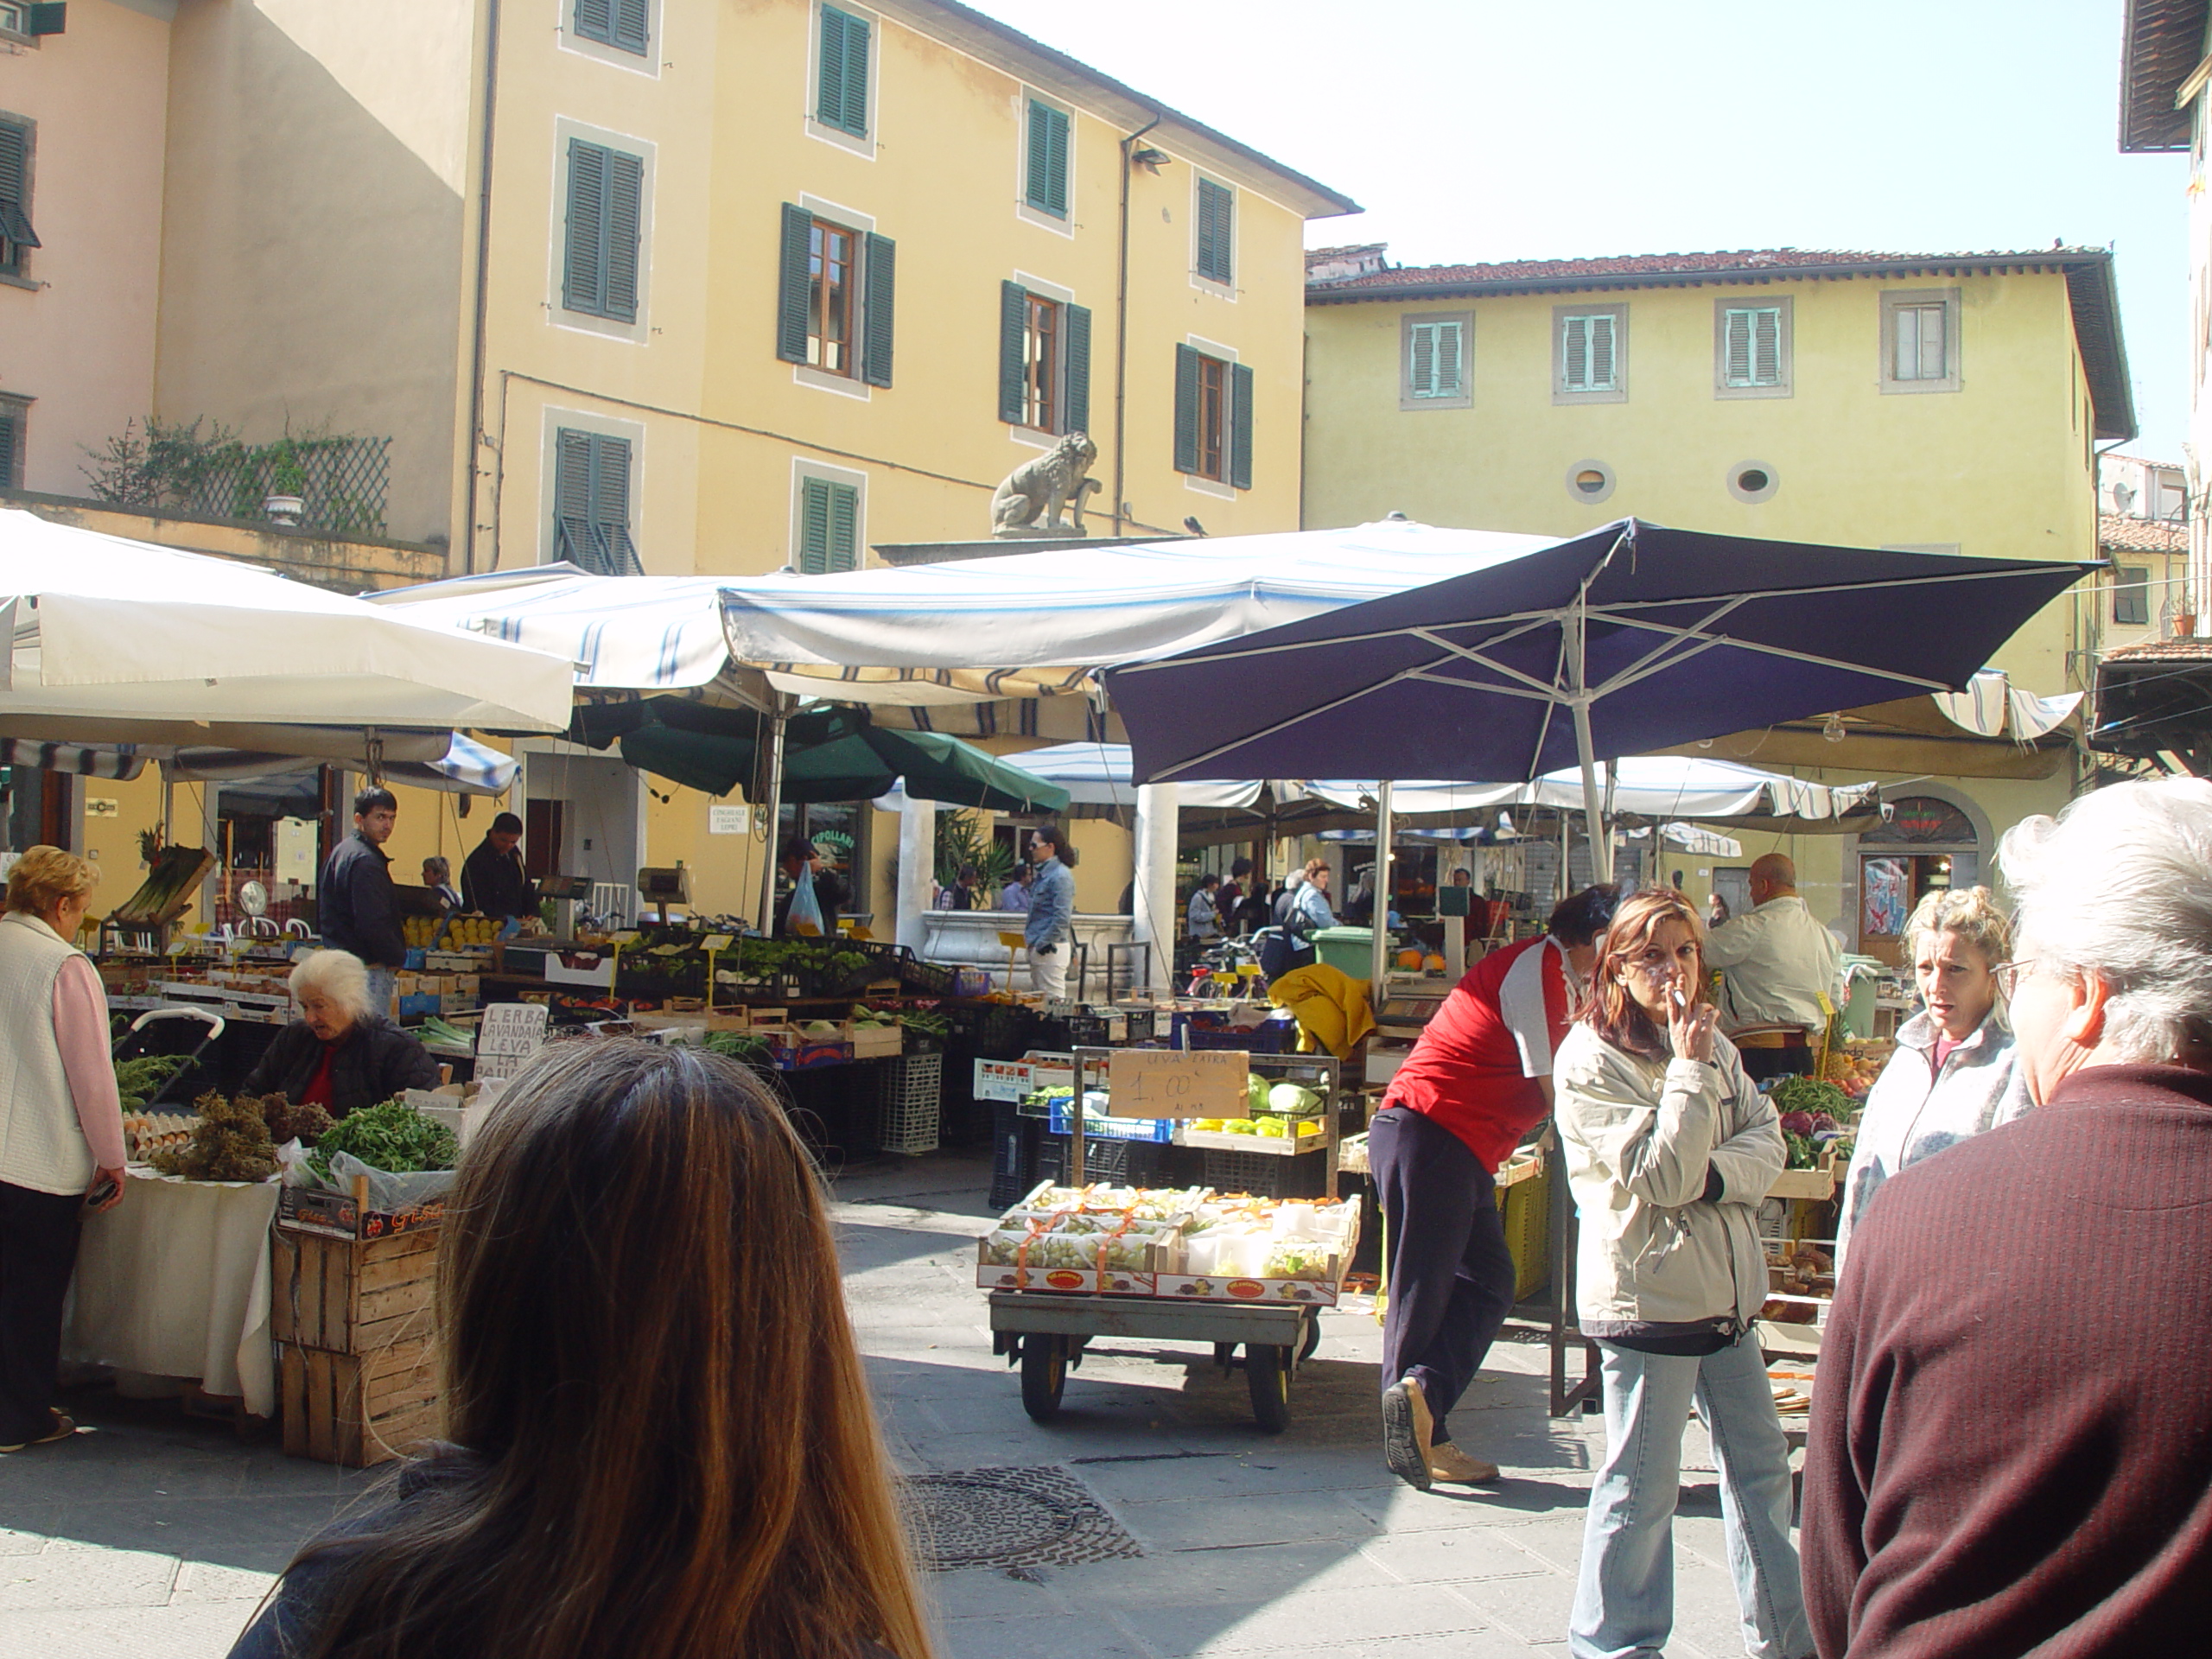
[1369,1105,1516,1448]
[0,1181,84,1445]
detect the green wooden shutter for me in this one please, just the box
[1752,307,1780,384]
[613,0,648,54]
[602,149,643,323]
[1587,314,1613,388]
[575,0,613,43]
[776,203,812,364]
[563,140,605,315]
[1173,345,1201,474]
[1027,100,1069,218]
[799,477,830,575]
[1561,317,1587,390]
[828,480,858,570]
[1408,322,1436,398]
[998,282,1029,424]
[0,410,16,492]
[1433,321,1462,397]
[861,232,894,388]
[555,429,594,565]
[820,6,868,137]
[1196,178,1233,283]
[0,124,33,252]
[1723,308,1753,385]
[1229,363,1254,491]
[591,435,636,575]
[1064,303,1092,433]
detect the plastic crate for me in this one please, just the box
[989,1101,1043,1211]
[874,1052,942,1156]
[1121,1009,1158,1043]
[1186,1022,1293,1053]
[1045,1100,1174,1142]
[1039,1135,1175,1187]
[1200,1147,1329,1201]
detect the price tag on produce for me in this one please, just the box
[1107,1048,1250,1119]
[702,934,734,953]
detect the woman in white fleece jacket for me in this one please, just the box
[1552,887,1811,1659]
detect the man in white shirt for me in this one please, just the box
[1703,853,1841,1080]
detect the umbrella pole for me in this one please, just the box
[755,701,789,933]
[1369,779,1393,1007]
[1567,592,1612,883]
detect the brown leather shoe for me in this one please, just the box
[1427,1441,1501,1484]
[1382,1374,1435,1491]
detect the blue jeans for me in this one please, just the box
[365,965,397,1018]
[1570,1336,1811,1659]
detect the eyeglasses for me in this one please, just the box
[1992,959,2042,998]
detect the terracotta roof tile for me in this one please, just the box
[2101,513,2190,554]
[1306,246,2115,293]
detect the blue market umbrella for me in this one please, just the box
[1106,520,2094,880]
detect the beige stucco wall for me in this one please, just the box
[153,0,477,549]
[9,492,445,589]
[480,0,1319,577]
[0,0,172,494]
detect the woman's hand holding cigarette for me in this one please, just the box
[1667,982,1718,1065]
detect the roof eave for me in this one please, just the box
[879,0,1362,219]
[2120,0,2209,152]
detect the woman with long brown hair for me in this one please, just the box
[230,1039,934,1659]
[1550,888,1809,1659]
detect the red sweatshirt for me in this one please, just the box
[1802,1064,2212,1657]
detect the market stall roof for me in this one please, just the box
[0,733,520,796]
[1298,758,1880,831]
[0,510,575,734]
[575,698,1068,810]
[997,741,1268,810]
[2090,635,2212,773]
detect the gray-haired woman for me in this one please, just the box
[1834,886,2031,1270]
[240,950,439,1118]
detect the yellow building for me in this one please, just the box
[1301,245,2135,955]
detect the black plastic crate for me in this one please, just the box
[1200,1147,1330,1200]
[988,1101,1044,1211]
[1186,1022,1293,1053]
[1037,1134,1176,1187]
[1121,1009,1158,1043]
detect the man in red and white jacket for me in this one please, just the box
[1373,884,1619,1490]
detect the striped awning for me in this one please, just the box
[0,738,149,779]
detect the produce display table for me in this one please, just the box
[65,1167,278,1416]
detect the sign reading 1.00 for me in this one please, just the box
[1106,1048,1251,1119]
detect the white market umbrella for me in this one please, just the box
[0,510,576,734]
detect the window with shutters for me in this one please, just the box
[997,280,1092,435]
[1553,303,1627,403]
[1024,98,1071,221]
[1880,288,1961,394]
[552,429,641,576]
[777,202,894,391]
[1173,342,1251,491]
[0,397,26,491]
[1399,311,1471,410]
[560,135,645,327]
[0,118,39,281]
[571,0,650,57]
[2113,566,2152,627]
[1714,297,1792,397]
[794,472,862,574]
[1193,175,1234,288]
[812,3,874,147]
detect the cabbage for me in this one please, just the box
[1268,1083,1322,1117]
[1248,1075,1272,1117]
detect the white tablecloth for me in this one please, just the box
[64,1168,278,1416]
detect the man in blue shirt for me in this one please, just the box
[1024,823,1077,1001]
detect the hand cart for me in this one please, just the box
[986,1046,1350,1433]
[110,1006,227,1108]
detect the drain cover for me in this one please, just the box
[902,1465,1142,1571]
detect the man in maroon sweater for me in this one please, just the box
[1803,779,2212,1657]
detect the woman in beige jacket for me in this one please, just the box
[1553,887,1809,1659]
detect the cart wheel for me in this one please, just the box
[1245,1343,1292,1433]
[1020,1334,1067,1422]
[1299,1312,1322,1361]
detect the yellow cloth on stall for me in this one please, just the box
[1267,963,1376,1060]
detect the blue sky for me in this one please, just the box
[966,0,2192,458]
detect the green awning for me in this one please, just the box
[589,699,1068,811]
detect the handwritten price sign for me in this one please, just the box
[1107,1048,1251,1119]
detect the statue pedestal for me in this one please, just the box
[874,534,1186,568]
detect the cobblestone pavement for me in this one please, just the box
[0,1152,1787,1658]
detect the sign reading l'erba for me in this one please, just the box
[1106,1048,1251,1119]
[474,1001,550,1083]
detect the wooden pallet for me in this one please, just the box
[276,1338,439,1467]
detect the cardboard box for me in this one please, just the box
[277,1184,445,1243]
[972,1052,1076,1103]
[397,993,442,1019]
[973,1236,1160,1297]
[542,947,616,989]
[1154,1260,1347,1306]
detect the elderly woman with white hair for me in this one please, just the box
[1834,885,2032,1270]
[1804,779,2212,1658]
[240,949,439,1118]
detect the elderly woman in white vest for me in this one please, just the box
[1835,886,2031,1271]
[0,847,124,1454]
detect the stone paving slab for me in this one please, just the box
[0,1150,1788,1658]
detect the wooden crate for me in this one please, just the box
[277,1339,440,1467]
[272,1226,439,1353]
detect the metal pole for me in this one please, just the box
[1567,598,1612,883]
[755,701,788,933]
[1368,779,1393,1005]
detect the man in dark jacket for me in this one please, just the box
[461,811,537,920]
[319,787,406,1013]
[773,836,847,938]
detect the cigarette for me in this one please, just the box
[1671,988,1688,1010]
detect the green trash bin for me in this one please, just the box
[1312,925,1378,979]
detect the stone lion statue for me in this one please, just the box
[990,432,1102,535]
